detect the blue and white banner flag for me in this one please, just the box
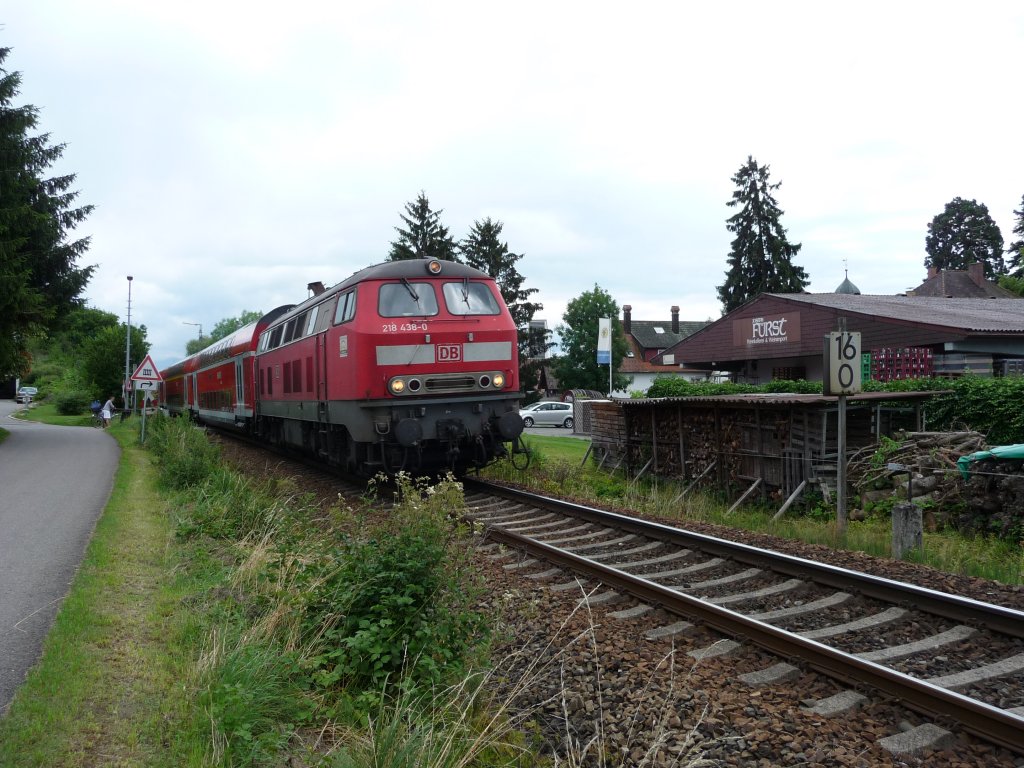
[597,317,611,364]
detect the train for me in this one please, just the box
[159,258,525,475]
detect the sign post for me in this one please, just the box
[130,354,163,444]
[823,320,861,536]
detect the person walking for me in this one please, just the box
[100,395,116,428]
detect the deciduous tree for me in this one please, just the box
[925,197,1005,278]
[0,47,94,378]
[387,191,458,262]
[553,285,630,394]
[717,156,808,313]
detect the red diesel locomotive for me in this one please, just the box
[160,259,526,475]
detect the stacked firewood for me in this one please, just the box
[847,431,987,523]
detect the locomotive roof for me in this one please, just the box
[286,259,495,316]
[340,259,492,287]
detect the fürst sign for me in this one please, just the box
[732,312,801,348]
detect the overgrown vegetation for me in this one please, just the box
[144,415,519,765]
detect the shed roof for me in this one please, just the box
[773,294,1024,333]
[617,390,942,408]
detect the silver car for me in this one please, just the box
[519,401,574,429]
[16,386,38,403]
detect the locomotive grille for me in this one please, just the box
[425,375,476,392]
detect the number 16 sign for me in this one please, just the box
[824,331,862,395]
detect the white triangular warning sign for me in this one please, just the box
[131,354,163,382]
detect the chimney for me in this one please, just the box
[927,266,938,279]
[623,305,632,336]
[671,305,680,334]
[967,262,985,287]
[307,281,326,296]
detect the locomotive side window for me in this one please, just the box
[315,298,335,332]
[305,307,319,336]
[333,291,357,325]
[442,281,501,316]
[378,282,438,317]
[269,326,283,349]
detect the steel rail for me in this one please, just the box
[465,479,1024,638]
[480,523,1024,755]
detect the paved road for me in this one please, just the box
[0,401,120,715]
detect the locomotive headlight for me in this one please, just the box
[389,378,405,394]
[426,259,443,275]
[492,373,505,388]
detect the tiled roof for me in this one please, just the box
[772,294,1024,333]
[910,271,1018,299]
[629,319,709,351]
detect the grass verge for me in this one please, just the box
[0,418,199,767]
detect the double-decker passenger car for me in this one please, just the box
[160,259,524,475]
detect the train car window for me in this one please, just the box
[269,326,283,349]
[259,332,269,352]
[282,318,298,343]
[333,291,357,325]
[378,282,438,317]
[442,281,501,316]
[305,307,319,336]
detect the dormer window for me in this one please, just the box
[653,326,665,333]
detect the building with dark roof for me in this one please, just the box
[662,293,1024,383]
[615,305,711,395]
[909,262,1018,299]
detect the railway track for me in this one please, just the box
[463,478,1024,758]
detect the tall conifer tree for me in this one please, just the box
[924,197,1005,278]
[387,191,458,262]
[1006,193,1024,278]
[0,47,94,378]
[459,217,545,390]
[717,156,808,313]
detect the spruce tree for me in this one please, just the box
[1006,193,1024,278]
[717,156,808,313]
[924,197,1005,278]
[387,191,458,262]
[0,47,94,378]
[459,217,546,391]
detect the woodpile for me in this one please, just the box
[847,431,987,524]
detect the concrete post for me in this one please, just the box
[892,501,923,559]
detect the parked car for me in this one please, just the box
[16,386,38,403]
[519,400,574,429]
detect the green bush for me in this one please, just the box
[302,474,487,710]
[52,390,92,416]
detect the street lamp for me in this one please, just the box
[183,321,203,338]
[124,275,133,411]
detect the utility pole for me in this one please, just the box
[124,275,133,411]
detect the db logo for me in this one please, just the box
[437,344,462,362]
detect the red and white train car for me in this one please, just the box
[160,306,292,428]
[160,259,524,475]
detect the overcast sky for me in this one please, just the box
[5,2,1023,368]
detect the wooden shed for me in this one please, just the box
[590,392,938,502]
